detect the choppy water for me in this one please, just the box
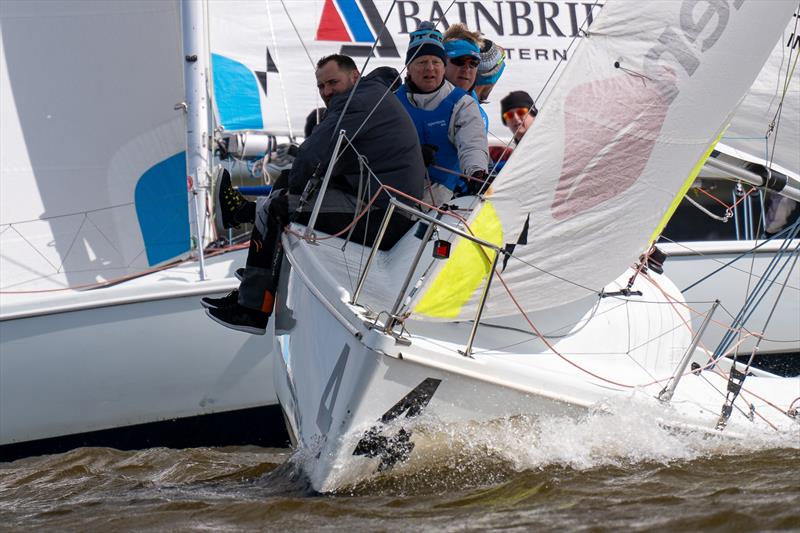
[2,408,799,532]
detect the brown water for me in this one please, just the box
[2,412,799,532]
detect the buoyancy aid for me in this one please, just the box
[397,84,467,193]
[471,89,489,132]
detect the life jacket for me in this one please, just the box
[397,84,467,193]
[471,89,489,132]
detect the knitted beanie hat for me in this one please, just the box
[406,21,446,65]
[477,39,506,86]
[500,91,537,122]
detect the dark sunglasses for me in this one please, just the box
[449,56,479,68]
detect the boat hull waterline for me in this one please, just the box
[0,249,286,461]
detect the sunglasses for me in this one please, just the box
[502,107,530,123]
[449,56,479,68]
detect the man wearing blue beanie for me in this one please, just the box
[396,22,489,205]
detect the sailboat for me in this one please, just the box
[0,1,286,461]
[210,0,799,368]
[266,0,800,493]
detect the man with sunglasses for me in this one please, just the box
[500,90,538,146]
[444,38,489,131]
[396,22,489,205]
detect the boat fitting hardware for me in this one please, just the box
[658,300,719,403]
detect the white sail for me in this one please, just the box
[717,12,800,177]
[0,1,188,291]
[206,0,599,137]
[411,0,798,320]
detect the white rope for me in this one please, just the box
[265,0,294,139]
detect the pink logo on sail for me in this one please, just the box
[550,71,674,220]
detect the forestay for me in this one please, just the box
[0,1,188,291]
[411,0,797,320]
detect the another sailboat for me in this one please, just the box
[269,0,800,493]
[0,1,285,461]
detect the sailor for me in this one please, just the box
[442,34,487,130]
[396,21,489,206]
[204,54,425,335]
[500,90,537,146]
[475,38,506,103]
[442,23,505,130]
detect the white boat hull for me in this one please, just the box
[274,234,800,493]
[0,249,284,460]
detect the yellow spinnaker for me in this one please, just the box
[648,129,726,244]
[414,201,504,318]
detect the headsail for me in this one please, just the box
[0,1,189,291]
[412,0,797,320]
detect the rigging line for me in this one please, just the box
[332,0,459,150]
[503,254,601,296]
[0,243,248,294]
[85,213,125,260]
[493,272,646,390]
[676,225,800,294]
[638,275,789,417]
[57,213,90,274]
[312,0,457,190]
[657,235,800,292]
[767,9,800,168]
[265,0,294,139]
[8,225,60,273]
[748,246,800,359]
[695,186,735,210]
[533,0,601,107]
[714,223,800,357]
[325,0,400,148]
[684,194,729,222]
[278,0,316,70]
[339,0,457,148]
[3,202,136,226]
[640,272,750,358]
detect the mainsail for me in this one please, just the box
[412,0,798,319]
[0,1,189,291]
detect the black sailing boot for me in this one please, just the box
[215,168,248,229]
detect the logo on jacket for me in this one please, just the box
[316,0,399,58]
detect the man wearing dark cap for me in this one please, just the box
[501,90,537,145]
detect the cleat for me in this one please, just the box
[206,303,269,335]
[200,290,239,309]
[215,168,247,229]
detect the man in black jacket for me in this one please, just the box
[205,54,425,335]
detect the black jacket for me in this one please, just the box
[289,67,425,213]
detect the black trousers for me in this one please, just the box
[237,194,415,312]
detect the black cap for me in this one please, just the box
[500,91,537,122]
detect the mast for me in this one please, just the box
[180,0,211,280]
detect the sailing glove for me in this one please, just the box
[420,144,438,167]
